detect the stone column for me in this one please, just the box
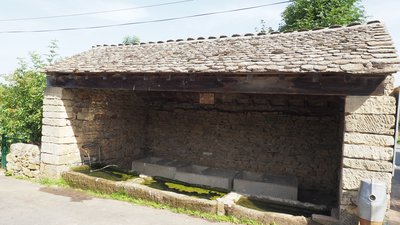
[340,95,396,224]
[40,87,81,178]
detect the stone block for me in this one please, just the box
[41,143,79,156]
[43,98,73,106]
[341,168,392,191]
[343,144,393,161]
[44,87,74,100]
[233,171,298,200]
[345,96,396,115]
[41,152,81,165]
[343,158,393,172]
[340,190,358,206]
[41,136,78,144]
[42,125,75,137]
[226,204,309,225]
[42,118,71,127]
[383,74,395,96]
[43,111,73,119]
[345,114,395,135]
[40,163,70,178]
[132,157,190,179]
[340,64,364,72]
[6,143,41,178]
[175,165,239,190]
[43,105,72,112]
[344,133,394,147]
[76,112,95,121]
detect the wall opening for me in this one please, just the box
[67,89,345,207]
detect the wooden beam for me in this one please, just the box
[47,73,386,96]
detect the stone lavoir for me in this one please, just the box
[41,21,399,224]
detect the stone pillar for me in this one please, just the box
[340,95,396,224]
[40,87,81,178]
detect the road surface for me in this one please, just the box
[0,173,232,225]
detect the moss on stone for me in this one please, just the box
[144,178,226,200]
[71,165,138,181]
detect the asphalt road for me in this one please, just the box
[389,167,400,224]
[1,168,399,225]
[0,173,232,225]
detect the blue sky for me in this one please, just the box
[0,0,399,82]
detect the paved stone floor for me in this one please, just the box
[0,172,233,225]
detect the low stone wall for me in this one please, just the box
[225,204,310,225]
[6,143,40,178]
[62,171,218,214]
[62,171,313,224]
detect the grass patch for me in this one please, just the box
[85,190,263,225]
[38,177,68,187]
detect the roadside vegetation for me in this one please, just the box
[257,0,366,33]
[0,40,59,143]
[31,177,266,225]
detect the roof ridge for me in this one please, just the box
[91,20,383,49]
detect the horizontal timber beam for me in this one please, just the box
[47,73,386,96]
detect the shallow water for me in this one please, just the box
[144,177,227,200]
[73,166,138,181]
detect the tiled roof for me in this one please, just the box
[46,21,399,75]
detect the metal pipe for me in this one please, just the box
[393,90,400,175]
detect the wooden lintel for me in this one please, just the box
[47,73,386,96]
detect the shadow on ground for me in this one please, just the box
[39,187,93,202]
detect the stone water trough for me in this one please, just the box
[132,157,298,200]
[131,157,190,179]
[175,165,238,190]
[233,171,298,200]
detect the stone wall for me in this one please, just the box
[145,93,344,198]
[41,87,345,203]
[41,87,148,177]
[6,143,40,178]
[41,87,81,177]
[340,95,396,224]
[42,85,399,224]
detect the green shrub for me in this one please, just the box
[0,40,59,143]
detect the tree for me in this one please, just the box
[0,40,59,143]
[255,19,274,34]
[122,35,140,45]
[279,0,366,31]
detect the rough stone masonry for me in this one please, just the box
[340,78,396,224]
[41,21,399,225]
[6,143,40,178]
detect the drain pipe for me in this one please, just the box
[393,87,400,175]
